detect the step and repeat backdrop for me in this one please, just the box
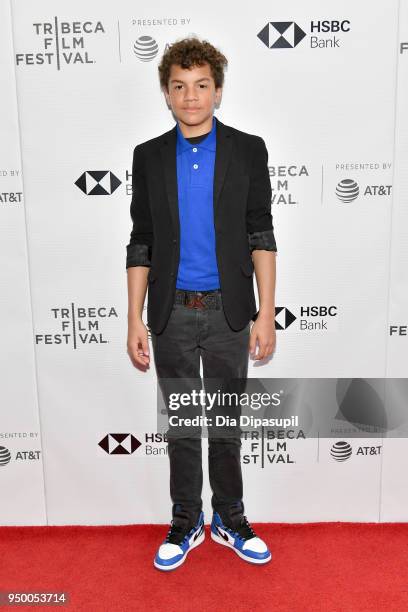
[1,0,408,525]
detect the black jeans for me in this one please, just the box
[150,289,250,529]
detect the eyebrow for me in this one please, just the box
[170,77,211,84]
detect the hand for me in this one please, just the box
[249,314,276,361]
[127,318,150,371]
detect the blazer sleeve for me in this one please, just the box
[125,144,153,269]
[246,136,277,253]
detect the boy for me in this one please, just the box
[126,36,277,570]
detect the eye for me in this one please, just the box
[174,84,183,90]
[199,84,208,88]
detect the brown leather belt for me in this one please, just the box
[174,288,221,310]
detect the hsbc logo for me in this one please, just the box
[275,305,339,332]
[98,433,142,454]
[258,19,351,50]
[75,170,121,195]
[257,22,306,48]
[275,307,296,330]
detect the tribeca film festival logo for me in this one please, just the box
[269,164,308,206]
[389,323,408,338]
[276,305,339,332]
[330,440,382,462]
[15,19,105,69]
[98,433,168,456]
[75,171,122,195]
[35,304,117,348]
[257,20,351,50]
[241,428,302,468]
[0,445,41,468]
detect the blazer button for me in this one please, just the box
[173,239,176,244]
[170,272,174,277]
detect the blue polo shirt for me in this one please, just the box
[175,115,220,290]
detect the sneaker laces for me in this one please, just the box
[234,515,257,541]
[165,519,190,545]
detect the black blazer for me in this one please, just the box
[126,115,277,335]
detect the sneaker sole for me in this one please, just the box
[154,529,205,571]
[210,529,272,564]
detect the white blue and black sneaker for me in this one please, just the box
[154,511,205,571]
[211,511,272,564]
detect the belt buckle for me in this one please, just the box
[186,293,206,309]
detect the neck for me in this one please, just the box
[177,115,214,138]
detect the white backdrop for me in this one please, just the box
[1,0,407,525]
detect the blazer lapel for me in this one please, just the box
[214,117,233,219]
[160,124,179,238]
[160,115,233,238]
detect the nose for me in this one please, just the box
[184,86,198,101]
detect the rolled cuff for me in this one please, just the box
[247,229,277,252]
[126,243,152,269]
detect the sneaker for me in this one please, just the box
[210,511,271,564]
[153,511,205,571]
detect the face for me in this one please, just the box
[164,61,222,129]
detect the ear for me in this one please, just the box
[215,87,223,108]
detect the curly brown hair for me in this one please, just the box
[158,36,228,92]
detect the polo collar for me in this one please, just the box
[176,114,216,154]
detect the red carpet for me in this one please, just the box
[1,522,407,611]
